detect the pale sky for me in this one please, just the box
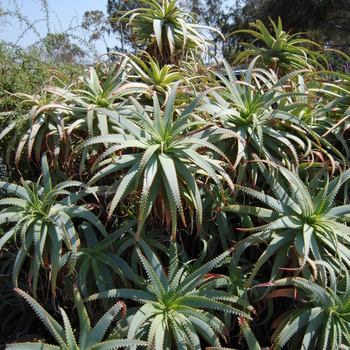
[1,0,112,54]
[1,0,235,55]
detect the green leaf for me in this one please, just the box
[159,153,186,226]
[275,307,323,350]
[168,241,178,284]
[173,159,202,231]
[301,309,325,350]
[148,313,165,350]
[177,248,232,295]
[14,288,66,346]
[153,92,164,136]
[107,160,140,219]
[0,182,31,201]
[180,149,223,196]
[89,339,147,350]
[136,177,162,241]
[88,154,142,185]
[187,314,221,347]
[51,211,78,273]
[127,303,159,341]
[153,19,164,51]
[239,317,261,350]
[72,284,91,349]
[137,247,166,300]
[174,296,251,319]
[85,289,157,303]
[86,301,125,348]
[136,145,159,193]
[163,82,179,133]
[137,236,168,290]
[60,307,78,349]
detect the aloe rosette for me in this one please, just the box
[262,266,350,349]
[75,220,145,298]
[0,89,73,167]
[77,83,240,239]
[124,52,187,106]
[224,157,350,286]
[85,238,254,349]
[228,17,327,75]
[200,57,320,184]
[6,285,147,350]
[0,153,107,297]
[118,0,224,64]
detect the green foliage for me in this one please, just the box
[2,88,72,168]
[75,220,145,298]
[44,33,86,63]
[263,267,350,349]
[225,158,350,286]
[283,73,350,163]
[228,17,327,75]
[0,153,107,297]
[7,285,147,350]
[82,10,111,54]
[0,42,83,113]
[230,0,350,58]
[0,41,84,178]
[201,57,320,183]
[118,0,224,65]
[49,60,148,131]
[3,3,350,348]
[78,83,238,239]
[124,52,187,105]
[239,317,261,350]
[106,0,145,52]
[86,239,253,349]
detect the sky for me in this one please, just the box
[1,0,113,54]
[1,0,236,56]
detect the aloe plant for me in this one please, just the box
[224,158,350,286]
[0,88,73,167]
[228,17,327,75]
[75,220,145,298]
[282,73,349,167]
[50,61,150,138]
[77,83,239,239]
[45,61,151,174]
[0,153,107,297]
[125,52,186,106]
[6,285,147,350]
[4,4,350,346]
[201,57,317,184]
[1,62,148,171]
[261,266,350,349]
[85,238,253,349]
[118,0,224,65]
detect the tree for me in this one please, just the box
[197,0,225,56]
[44,32,86,62]
[106,0,144,53]
[82,10,111,54]
[202,2,255,63]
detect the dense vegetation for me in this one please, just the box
[1,0,350,349]
[106,0,350,63]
